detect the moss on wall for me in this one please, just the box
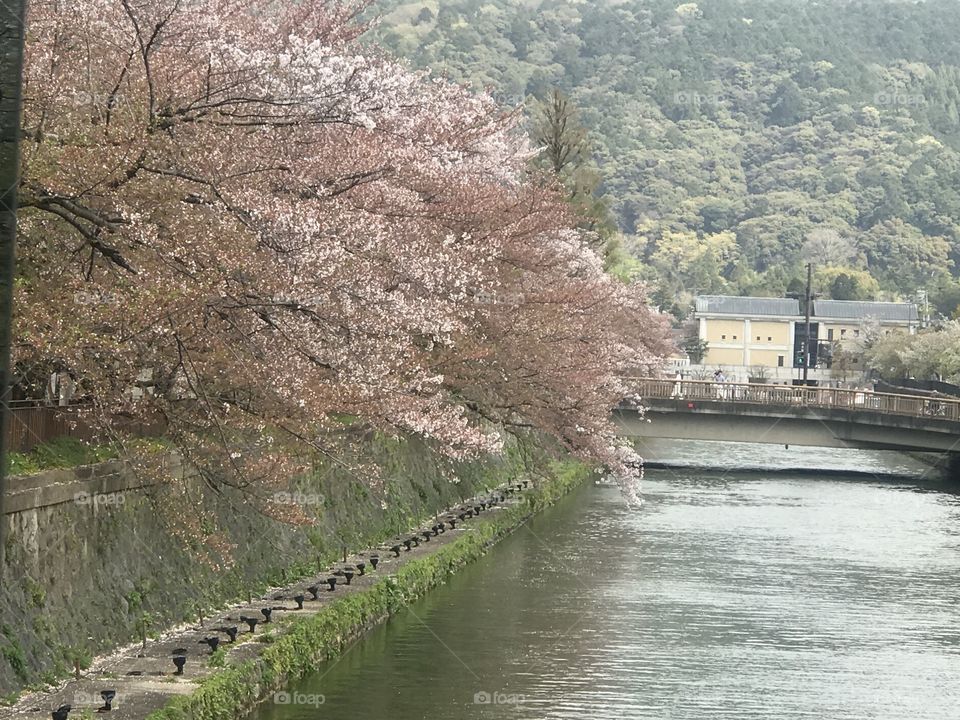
[0,434,554,696]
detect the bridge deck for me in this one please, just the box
[630,378,960,421]
[617,379,960,452]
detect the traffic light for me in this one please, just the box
[794,341,805,367]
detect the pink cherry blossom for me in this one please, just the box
[15,0,671,524]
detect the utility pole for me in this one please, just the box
[917,289,929,329]
[803,262,812,384]
[0,0,27,566]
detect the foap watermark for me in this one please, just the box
[473,289,525,306]
[273,692,325,707]
[65,89,132,105]
[873,90,925,107]
[271,491,325,506]
[473,690,526,705]
[673,90,720,107]
[74,490,126,507]
[488,90,528,108]
[72,690,120,710]
[75,290,121,306]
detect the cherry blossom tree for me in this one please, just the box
[14,0,670,516]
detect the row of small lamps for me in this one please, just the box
[387,480,528,557]
[176,557,383,673]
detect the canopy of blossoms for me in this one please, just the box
[15,0,671,509]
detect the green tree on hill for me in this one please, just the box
[372,0,960,315]
[532,88,617,247]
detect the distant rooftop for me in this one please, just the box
[695,295,801,317]
[812,300,919,322]
[696,295,920,323]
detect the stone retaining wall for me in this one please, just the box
[0,436,529,696]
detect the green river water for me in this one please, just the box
[252,441,960,719]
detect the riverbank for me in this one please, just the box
[1,433,533,695]
[1,459,590,720]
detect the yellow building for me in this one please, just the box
[694,296,920,370]
[813,300,919,342]
[695,296,799,368]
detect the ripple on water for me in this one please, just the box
[253,451,960,720]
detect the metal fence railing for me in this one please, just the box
[3,403,96,453]
[628,378,960,422]
[3,402,163,453]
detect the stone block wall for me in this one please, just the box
[0,435,525,695]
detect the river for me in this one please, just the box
[253,442,960,720]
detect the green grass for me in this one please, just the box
[0,626,28,684]
[6,436,169,476]
[207,648,226,668]
[6,437,118,475]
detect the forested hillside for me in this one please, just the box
[370,0,960,317]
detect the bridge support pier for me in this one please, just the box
[944,455,960,486]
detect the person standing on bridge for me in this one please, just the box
[671,370,684,399]
[714,369,727,399]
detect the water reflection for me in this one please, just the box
[253,444,960,720]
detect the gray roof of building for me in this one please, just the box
[813,300,918,322]
[695,295,801,316]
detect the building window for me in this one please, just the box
[756,336,761,341]
[721,334,726,340]
[841,329,847,337]
[767,336,772,342]
[732,335,737,340]
[828,328,834,341]
[854,329,859,337]
[778,355,784,367]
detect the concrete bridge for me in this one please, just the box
[614,379,960,453]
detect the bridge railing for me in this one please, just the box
[628,378,960,422]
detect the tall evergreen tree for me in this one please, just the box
[532,89,615,244]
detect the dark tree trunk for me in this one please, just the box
[0,0,26,563]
